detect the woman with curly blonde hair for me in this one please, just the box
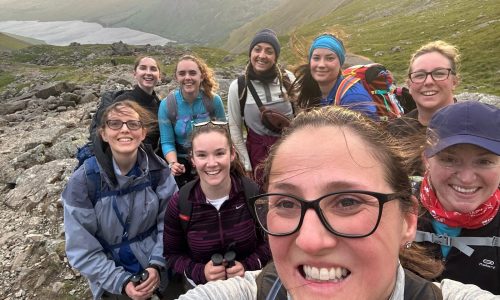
[159,54,226,186]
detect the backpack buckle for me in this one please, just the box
[432,234,451,246]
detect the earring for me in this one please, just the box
[404,241,412,249]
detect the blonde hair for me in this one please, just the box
[408,41,461,80]
[174,54,219,100]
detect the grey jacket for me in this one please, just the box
[177,264,498,300]
[63,146,177,299]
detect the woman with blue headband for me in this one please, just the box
[291,33,377,118]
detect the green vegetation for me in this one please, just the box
[0,33,34,50]
[0,71,16,90]
[280,0,500,95]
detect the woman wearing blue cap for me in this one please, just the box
[291,33,377,118]
[414,101,500,294]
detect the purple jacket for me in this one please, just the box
[163,175,271,284]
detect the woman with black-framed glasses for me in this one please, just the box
[177,106,495,300]
[63,100,177,300]
[388,40,460,176]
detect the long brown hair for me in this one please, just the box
[262,106,443,279]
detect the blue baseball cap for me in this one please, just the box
[425,101,500,157]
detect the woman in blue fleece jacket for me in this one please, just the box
[158,54,226,187]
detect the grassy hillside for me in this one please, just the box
[0,33,38,50]
[222,0,347,52]
[240,0,499,95]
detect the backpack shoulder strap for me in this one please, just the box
[83,156,101,206]
[201,92,216,120]
[238,75,248,117]
[403,269,443,300]
[149,169,163,191]
[166,93,177,125]
[177,179,199,232]
[241,176,260,199]
[256,262,288,300]
[334,75,360,105]
[246,80,264,108]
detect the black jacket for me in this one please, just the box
[418,210,500,294]
[115,85,161,148]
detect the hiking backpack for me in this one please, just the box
[177,177,260,232]
[75,89,129,170]
[82,155,163,272]
[165,92,216,124]
[335,63,404,121]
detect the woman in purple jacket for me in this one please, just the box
[163,121,271,290]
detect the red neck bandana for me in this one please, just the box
[420,175,500,229]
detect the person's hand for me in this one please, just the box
[170,162,186,176]
[204,260,227,282]
[226,261,245,279]
[136,267,160,293]
[124,268,160,300]
[124,280,152,300]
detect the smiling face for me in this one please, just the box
[100,106,146,158]
[426,144,500,213]
[310,48,341,86]
[191,130,235,189]
[175,59,204,100]
[133,57,160,94]
[267,126,416,300]
[408,51,457,114]
[250,42,277,75]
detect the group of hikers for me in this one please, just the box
[61,28,500,300]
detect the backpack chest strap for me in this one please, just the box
[415,230,500,257]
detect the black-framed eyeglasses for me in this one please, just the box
[249,190,403,238]
[408,68,455,83]
[105,120,143,130]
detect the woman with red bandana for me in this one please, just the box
[414,101,500,294]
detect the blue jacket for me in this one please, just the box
[322,76,377,119]
[63,145,177,299]
[158,89,226,157]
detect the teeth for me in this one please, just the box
[303,265,349,281]
[118,138,132,142]
[422,91,437,96]
[206,170,220,175]
[452,185,478,194]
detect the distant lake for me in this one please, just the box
[0,20,174,46]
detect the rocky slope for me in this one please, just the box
[0,44,499,300]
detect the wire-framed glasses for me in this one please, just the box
[408,68,455,83]
[249,190,403,238]
[105,120,143,130]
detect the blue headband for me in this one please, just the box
[308,34,345,66]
